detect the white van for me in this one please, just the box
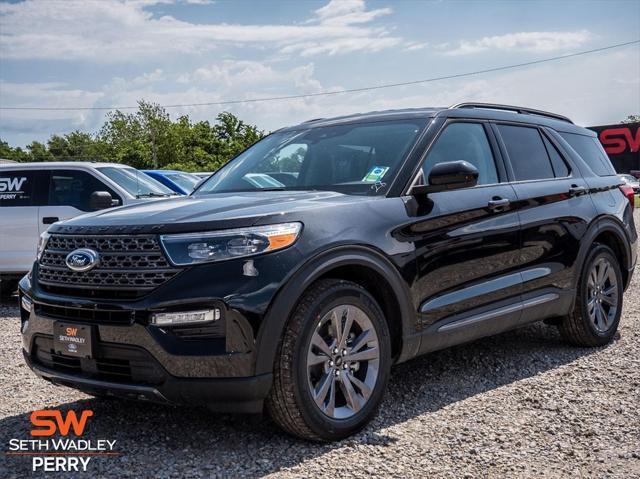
[0,162,177,296]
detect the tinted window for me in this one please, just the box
[164,172,200,192]
[98,167,175,197]
[0,170,36,207]
[560,132,616,176]
[542,135,570,177]
[421,123,498,185]
[197,119,426,196]
[498,125,554,181]
[48,170,113,211]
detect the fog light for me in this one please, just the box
[21,295,33,313]
[151,309,221,326]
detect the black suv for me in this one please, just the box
[19,103,637,441]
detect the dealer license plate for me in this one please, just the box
[53,322,94,358]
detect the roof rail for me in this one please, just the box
[449,102,573,124]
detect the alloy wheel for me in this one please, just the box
[587,257,619,333]
[306,305,380,420]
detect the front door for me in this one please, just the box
[403,121,522,353]
[38,169,119,233]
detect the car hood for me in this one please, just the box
[49,191,377,234]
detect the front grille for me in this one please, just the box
[35,303,135,325]
[33,336,165,385]
[38,234,180,299]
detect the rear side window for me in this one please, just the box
[422,122,499,185]
[0,170,36,207]
[560,132,616,176]
[48,170,114,211]
[542,135,570,177]
[497,125,556,181]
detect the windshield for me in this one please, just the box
[98,167,176,197]
[165,172,201,192]
[195,119,426,196]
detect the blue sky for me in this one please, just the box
[1,0,639,147]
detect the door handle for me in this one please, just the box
[569,185,587,197]
[488,198,510,211]
[42,217,59,224]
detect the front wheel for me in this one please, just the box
[559,244,624,346]
[266,279,391,441]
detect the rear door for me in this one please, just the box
[405,120,523,352]
[38,169,120,233]
[493,122,597,319]
[0,169,43,273]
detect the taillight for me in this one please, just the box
[619,185,635,211]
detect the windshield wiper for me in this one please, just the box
[136,192,173,198]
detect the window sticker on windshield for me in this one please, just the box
[362,166,389,182]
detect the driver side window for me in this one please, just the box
[421,122,498,186]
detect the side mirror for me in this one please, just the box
[410,161,479,196]
[89,191,114,210]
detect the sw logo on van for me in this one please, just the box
[0,176,27,193]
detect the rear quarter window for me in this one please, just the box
[0,170,35,206]
[560,132,616,176]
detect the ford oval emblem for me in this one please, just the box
[65,248,100,272]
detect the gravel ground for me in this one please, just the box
[1,213,639,478]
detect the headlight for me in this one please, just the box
[36,231,50,260]
[160,222,302,266]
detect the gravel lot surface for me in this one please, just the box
[1,212,639,478]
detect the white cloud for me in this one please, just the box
[404,41,429,52]
[442,30,592,55]
[280,37,401,57]
[3,48,638,147]
[313,0,392,26]
[178,60,324,93]
[0,0,405,61]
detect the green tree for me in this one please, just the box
[2,102,265,171]
[0,139,29,162]
[621,114,640,124]
[26,141,53,162]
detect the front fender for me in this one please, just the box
[253,245,418,376]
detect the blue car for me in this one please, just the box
[142,170,202,195]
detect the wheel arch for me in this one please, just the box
[575,217,633,293]
[254,245,418,376]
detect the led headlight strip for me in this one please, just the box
[160,222,302,266]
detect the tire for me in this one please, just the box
[266,279,391,441]
[558,244,624,346]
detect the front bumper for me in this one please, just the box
[24,350,272,413]
[18,247,304,412]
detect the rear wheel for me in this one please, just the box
[267,279,391,441]
[559,244,623,346]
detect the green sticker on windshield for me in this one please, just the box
[362,166,389,182]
